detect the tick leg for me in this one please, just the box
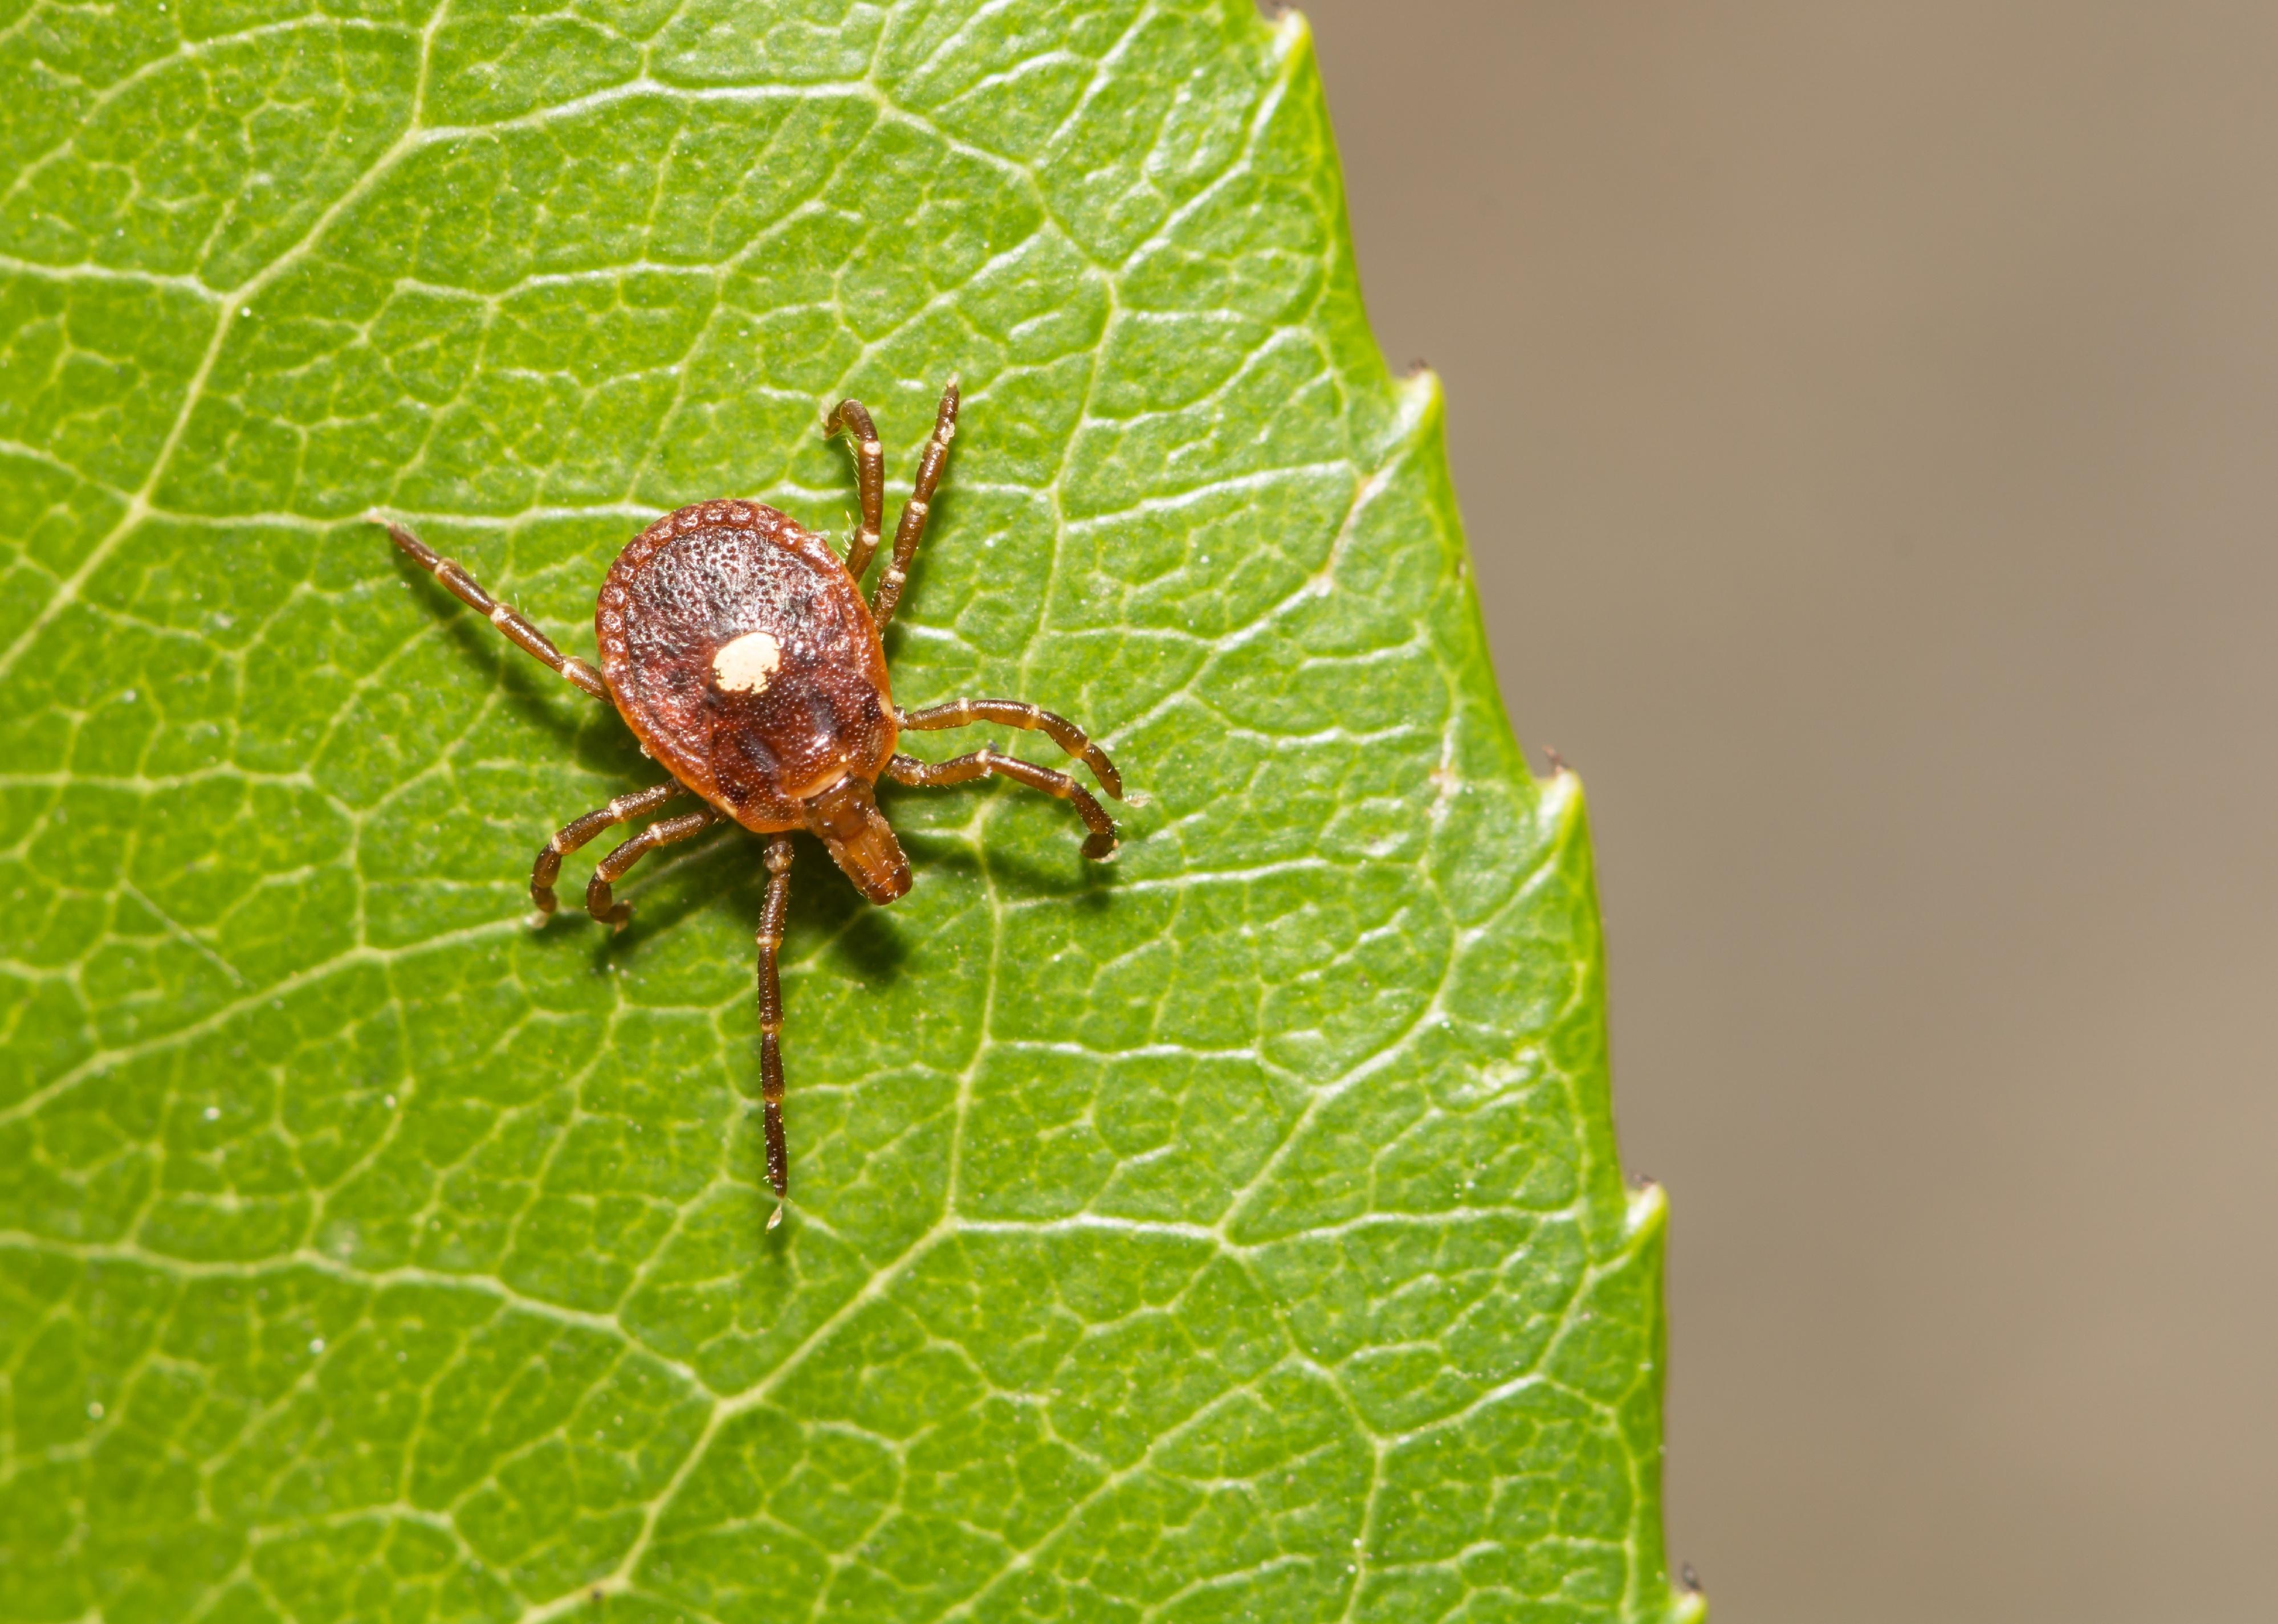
[756,833,794,1206]
[824,398,885,581]
[886,747,1117,859]
[898,698,1124,799]
[585,805,724,929]
[870,380,960,629]
[381,519,610,700]
[532,782,688,916]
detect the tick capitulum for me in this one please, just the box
[381,382,1124,1223]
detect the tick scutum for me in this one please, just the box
[597,500,899,837]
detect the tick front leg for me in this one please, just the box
[870,380,960,629]
[584,805,724,929]
[532,782,688,916]
[897,697,1124,798]
[886,747,1118,859]
[756,833,794,1213]
[825,398,885,581]
[381,519,611,700]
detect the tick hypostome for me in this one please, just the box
[382,382,1124,1223]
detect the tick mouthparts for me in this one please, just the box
[804,776,912,904]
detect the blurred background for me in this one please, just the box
[1294,2,2278,1620]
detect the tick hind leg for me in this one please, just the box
[585,805,725,929]
[870,380,960,629]
[886,748,1118,859]
[756,834,794,1216]
[381,520,610,700]
[898,698,1124,798]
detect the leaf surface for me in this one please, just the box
[0,3,1696,1620]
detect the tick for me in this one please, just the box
[380,382,1123,1221]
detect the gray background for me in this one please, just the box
[1294,3,2278,1620]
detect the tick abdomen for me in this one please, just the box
[598,501,897,829]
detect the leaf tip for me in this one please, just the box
[1625,1172,1670,1238]
[1535,750,1589,830]
[1275,6,1318,64]
[1672,1565,1710,1623]
[1397,354,1448,418]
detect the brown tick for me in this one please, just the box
[380,382,1124,1221]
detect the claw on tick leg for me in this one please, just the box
[767,1203,784,1232]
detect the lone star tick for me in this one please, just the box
[380,381,1124,1223]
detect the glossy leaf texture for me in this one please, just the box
[0,3,1698,1621]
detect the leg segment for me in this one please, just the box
[898,697,1124,799]
[756,834,794,1207]
[531,782,688,915]
[824,399,885,581]
[382,520,610,700]
[886,747,1118,859]
[870,380,960,629]
[584,805,724,929]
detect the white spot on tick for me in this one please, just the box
[712,630,782,694]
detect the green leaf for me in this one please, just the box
[0,3,1698,1620]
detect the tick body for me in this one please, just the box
[382,383,1124,1221]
